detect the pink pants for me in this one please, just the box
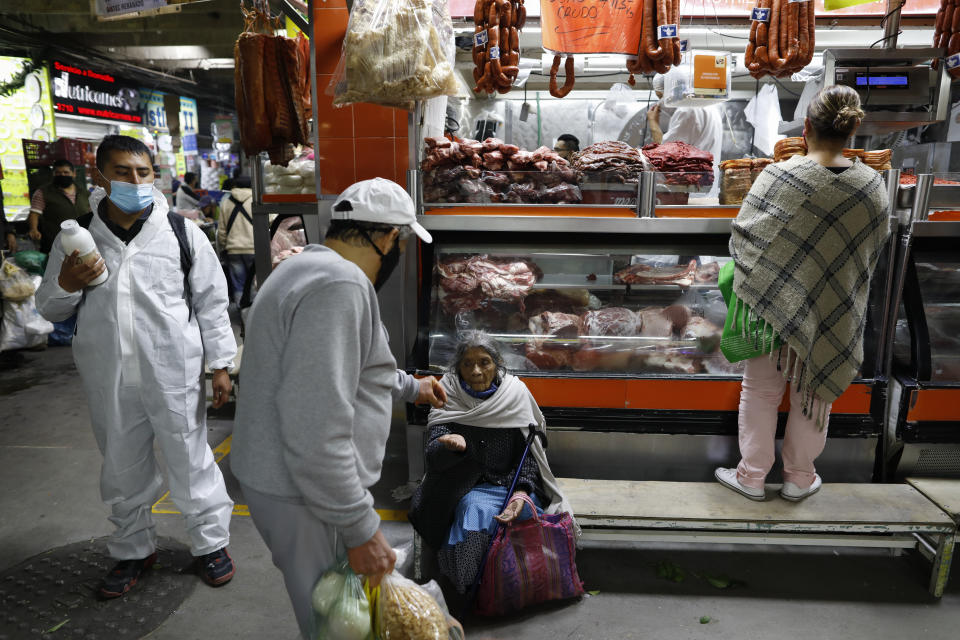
[736,352,831,490]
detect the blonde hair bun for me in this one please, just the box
[807,85,865,140]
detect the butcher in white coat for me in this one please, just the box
[36,135,237,599]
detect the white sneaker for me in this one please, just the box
[780,474,822,502]
[714,467,765,501]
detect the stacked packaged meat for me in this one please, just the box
[421,137,582,204]
[573,141,645,184]
[642,141,715,187]
[433,253,736,375]
[719,157,773,205]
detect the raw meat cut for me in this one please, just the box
[642,141,714,186]
[572,347,633,372]
[528,312,582,338]
[682,316,721,353]
[615,260,698,287]
[573,141,645,184]
[581,308,636,337]
[695,262,720,284]
[436,255,539,314]
[636,308,674,337]
[634,349,702,374]
[525,344,575,370]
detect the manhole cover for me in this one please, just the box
[0,537,197,639]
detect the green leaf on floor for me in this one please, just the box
[654,560,686,583]
[44,619,69,634]
[703,573,746,589]
[588,590,600,596]
[699,616,711,624]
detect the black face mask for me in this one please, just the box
[359,229,401,292]
[53,175,74,189]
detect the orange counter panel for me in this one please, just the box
[655,207,737,219]
[517,377,873,414]
[424,206,637,217]
[906,388,960,422]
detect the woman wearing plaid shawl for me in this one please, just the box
[715,86,890,502]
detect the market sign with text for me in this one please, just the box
[542,0,643,55]
[51,61,142,124]
[93,0,207,20]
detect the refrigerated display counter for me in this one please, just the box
[404,213,895,484]
[887,174,960,479]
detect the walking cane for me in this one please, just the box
[462,423,547,619]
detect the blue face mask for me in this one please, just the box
[108,181,154,214]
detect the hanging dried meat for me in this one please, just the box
[472,0,525,95]
[934,0,960,79]
[234,1,311,166]
[744,0,815,79]
[625,0,683,84]
[331,0,458,108]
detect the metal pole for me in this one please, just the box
[639,172,656,218]
[883,0,903,50]
[911,174,933,223]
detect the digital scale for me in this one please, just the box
[824,48,951,136]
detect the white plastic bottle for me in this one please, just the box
[60,220,109,286]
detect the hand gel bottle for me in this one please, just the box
[60,220,109,286]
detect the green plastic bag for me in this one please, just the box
[13,251,48,276]
[718,260,780,363]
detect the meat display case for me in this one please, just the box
[886,174,960,480]
[403,214,896,484]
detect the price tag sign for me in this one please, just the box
[658,24,678,40]
[474,31,488,48]
[489,45,500,60]
[679,39,689,53]
[542,0,644,55]
[751,7,771,21]
[947,54,960,70]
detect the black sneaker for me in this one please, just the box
[197,547,235,586]
[98,552,158,599]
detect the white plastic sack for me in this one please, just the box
[745,83,784,157]
[1,281,54,352]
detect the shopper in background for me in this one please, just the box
[28,159,91,254]
[216,176,256,304]
[218,177,236,214]
[36,134,238,598]
[175,171,201,213]
[714,86,890,502]
[231,178,446,638]
[1,190,15,253]
[553,134,580,162]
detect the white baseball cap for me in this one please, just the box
[331,178,432,244]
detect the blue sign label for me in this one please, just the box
[489,45,500,60]
[182,133,198,153]
[751,7,770,22]
[947,54,960,70]
[658,24,678,39]
[679,39,689,53]
[474,31,488,48]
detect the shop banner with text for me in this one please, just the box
[541,0,644,55]
[93,0,206,20]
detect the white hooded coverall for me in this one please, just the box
[36,186,236,560]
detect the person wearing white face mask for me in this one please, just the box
[35,135,238,599]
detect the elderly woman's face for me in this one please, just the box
[459,347,497,392]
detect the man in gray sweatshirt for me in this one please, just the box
[230,178,444,637]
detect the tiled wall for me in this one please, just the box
[314,0,410,195]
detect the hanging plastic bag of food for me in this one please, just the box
[311,560,373,640]
[0,259,36,302]
[373,572,462,640]
[327,0,459,109]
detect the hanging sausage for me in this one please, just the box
[472,0,524,94]
[934,0,960,79]
[626,0,683,86]
[745,0,814,80]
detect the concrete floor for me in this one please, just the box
[1,346,958,640]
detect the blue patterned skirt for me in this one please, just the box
[438,483,542,593]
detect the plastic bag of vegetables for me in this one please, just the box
[312,560,373,640]
[373,572,463,640]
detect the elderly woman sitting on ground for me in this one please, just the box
[409,331,574,594]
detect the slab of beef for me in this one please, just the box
[542,183,582,203]
[528,311,582,339]
[581,307,636,337]
[682,316,721,353]
[615,260,698,287]
[524,290,590,317]
[636,305,691,337]
[633,348,703,375]
[525,344,575,370]
[572,346,633,372]
[695,262,720,284]
[437,255,539,314]
[642,141,714,186]
[574,141,644,184]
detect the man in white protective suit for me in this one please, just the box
[36,135,237,599]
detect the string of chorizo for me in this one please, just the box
[549,55,575,98]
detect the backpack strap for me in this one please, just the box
[166,212,194,320]
[225,196,252,235]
